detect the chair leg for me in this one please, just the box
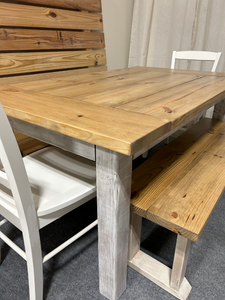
[170,235,191,291]
[23,229,43,300]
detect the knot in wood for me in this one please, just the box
[171,211,178,218]
[208,128,215,134]
[163,107,172,113]
[49,11,57,18]
[131,190,139,199]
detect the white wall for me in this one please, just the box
[102,0,134,71]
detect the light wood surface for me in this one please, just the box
[0,2,103,30]
[2,67,225,156]
[12,0,102,12]
[131,117,225,242]
[0,66,107,85]
[0,28,105,51]
[0,50,106,76]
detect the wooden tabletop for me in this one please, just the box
[1,66,225,156]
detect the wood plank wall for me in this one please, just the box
[0,0,106,76]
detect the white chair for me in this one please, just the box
[171,50,221,71]
[0,103,97,300]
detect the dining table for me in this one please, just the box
[1,66,225,300]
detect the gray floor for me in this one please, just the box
[0,144,225,300]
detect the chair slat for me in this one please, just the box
[0,2,103,31]
[0,28,105,51]
[0,50,106,76]
[12,0,102,12]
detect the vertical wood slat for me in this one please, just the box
[0,49,106,75]
[12,0,102,12]
[0,2,103,30]
[0,28,105,51]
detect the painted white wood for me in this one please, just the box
[9,117,96,161]
[128,212,142,261]
[0,103,43,300]
[171,51,221,72]
[171,236,192,291]
[0,103,97,300]
[0,230,27,260]
[96,146,132,300]
[43,219,98,263]
[128,250,192,300]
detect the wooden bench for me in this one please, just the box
[0,0,106,155]
[128,117,225,300]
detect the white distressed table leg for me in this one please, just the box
[96,146,132,300]
[170,235,191,291]
[213,97,225,120]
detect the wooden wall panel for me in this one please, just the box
[12,0,102,12]
[0,28,105,51]
[0,66,107,85]
[0,2,103,30]
[0,50,106,75]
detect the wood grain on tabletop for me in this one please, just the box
[20,71,203,99]
[0,87,170,156]
[11,67,225,131]
[131,118,225,242]
[0,2,103,30]
[2,67,225,155]
[12,0,102,12]
[0,50,106,76]
[0,28,105,51]
[0,66,107,85]
[11,67,149,91]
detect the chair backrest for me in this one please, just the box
[0,102,38,231]
[0,0,106,80]
[171,51,221,72]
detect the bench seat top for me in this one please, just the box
[131,118,225,242]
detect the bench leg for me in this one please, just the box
[128,218,192,300]
[128,212,142,261]
[171,235,191,291]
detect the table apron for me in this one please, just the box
[8,117,96,161]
